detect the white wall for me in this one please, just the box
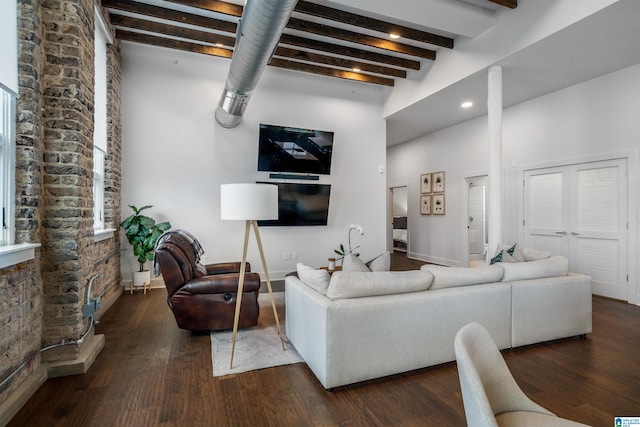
[388,62,639,294]
[120,43,387,282]
[384,0,618,117]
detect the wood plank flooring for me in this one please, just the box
[7,253,640,426]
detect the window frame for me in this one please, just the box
[93,7,113,236]
[0,85,16,247]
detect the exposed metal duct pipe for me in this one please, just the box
[215,0,298,129]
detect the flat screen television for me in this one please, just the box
[257,182,331,227]
[257,124,334,175]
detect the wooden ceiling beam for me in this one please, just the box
[294,1,454,49]
[279,34,421,70]
[163,0,435,59]
[110,14,235,46]
[269,58,395,87]
[286,17,436,60]
[117,29,394,86]
[488,0,517,8]
[106,0,421,71]
[117,29,233,58]
[274,46,406,78]
[103,0,237,33]
[167,0,242,17]
[112,14,406,78]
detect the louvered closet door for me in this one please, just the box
[524,159,628,300]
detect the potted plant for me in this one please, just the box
[120,205,171,289]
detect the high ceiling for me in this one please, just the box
[104,0,517,87]
[105,0,640,145]
[385,0,640,144]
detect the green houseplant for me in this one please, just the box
[120,205,171,278]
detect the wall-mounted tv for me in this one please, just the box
[257,124,334,175]
[257,182,331,227]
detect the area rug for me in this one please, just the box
[210,292,303,377]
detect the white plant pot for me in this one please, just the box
[133,270,151,287]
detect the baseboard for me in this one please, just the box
[0,364,47,427]
[47,333,105,378]
[407,252,461,267]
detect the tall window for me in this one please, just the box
[1,0,17,247]
[0,87,15,246]
[0,86,16,245]
[93,8,112,231]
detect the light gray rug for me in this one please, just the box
[210,292,303,377]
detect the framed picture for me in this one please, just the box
[432,194,445,215]
[420,173,432,194]
[420,195,431,215]
[433,171,445,192]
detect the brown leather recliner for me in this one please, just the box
[155,233,260,331]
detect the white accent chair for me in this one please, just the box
[454,323,591,427]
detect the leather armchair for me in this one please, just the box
[155,233,260,331]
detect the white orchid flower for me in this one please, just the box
[349,223,364,235]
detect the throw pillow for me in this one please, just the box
[490,251,504,265]
[495,242,525,262]
[296,263,331,295]
[342,254,370,272]
[367,251,391,272]
[490,250,517,265]
[521,247,552,262]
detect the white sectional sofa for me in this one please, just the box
[285,256,592,389]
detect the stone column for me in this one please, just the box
[40,0,100,364]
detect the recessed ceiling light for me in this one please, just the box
[389,33,400,40]
[461,101,473,108]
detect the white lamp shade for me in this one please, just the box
[220,183,278,220]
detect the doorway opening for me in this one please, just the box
[466,176,488,264]
[390,186,408,253]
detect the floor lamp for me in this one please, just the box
[220,183,285,369]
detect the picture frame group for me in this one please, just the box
[419,171,445,215]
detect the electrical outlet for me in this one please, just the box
[283,252,291,260]
[291,252,298,260]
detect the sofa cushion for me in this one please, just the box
[367,251,391,272]
[326,270,433,300]
[420,264,504,289]
[501,256,568,281]
[342,254,371,272]
[297,263,331,295]
[521,246,551,261]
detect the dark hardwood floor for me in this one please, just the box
[8,253,640,426]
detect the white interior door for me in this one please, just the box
[524,159,628,300]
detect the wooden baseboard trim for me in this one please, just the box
[0,364,47,427]
[47,333,105,378]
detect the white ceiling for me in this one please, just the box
[149,0,640,145]
[320,0,640,146]
[385,0,640,145]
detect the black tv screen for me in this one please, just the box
[257,182,331,227]
[257,124,334,175]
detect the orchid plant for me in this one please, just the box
[334,223,364,262]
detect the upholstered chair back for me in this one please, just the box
[155,241,194,296]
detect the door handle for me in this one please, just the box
[555,231,567,235]
[570,232,580,236]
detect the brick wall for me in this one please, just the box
[1,0,122,409]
